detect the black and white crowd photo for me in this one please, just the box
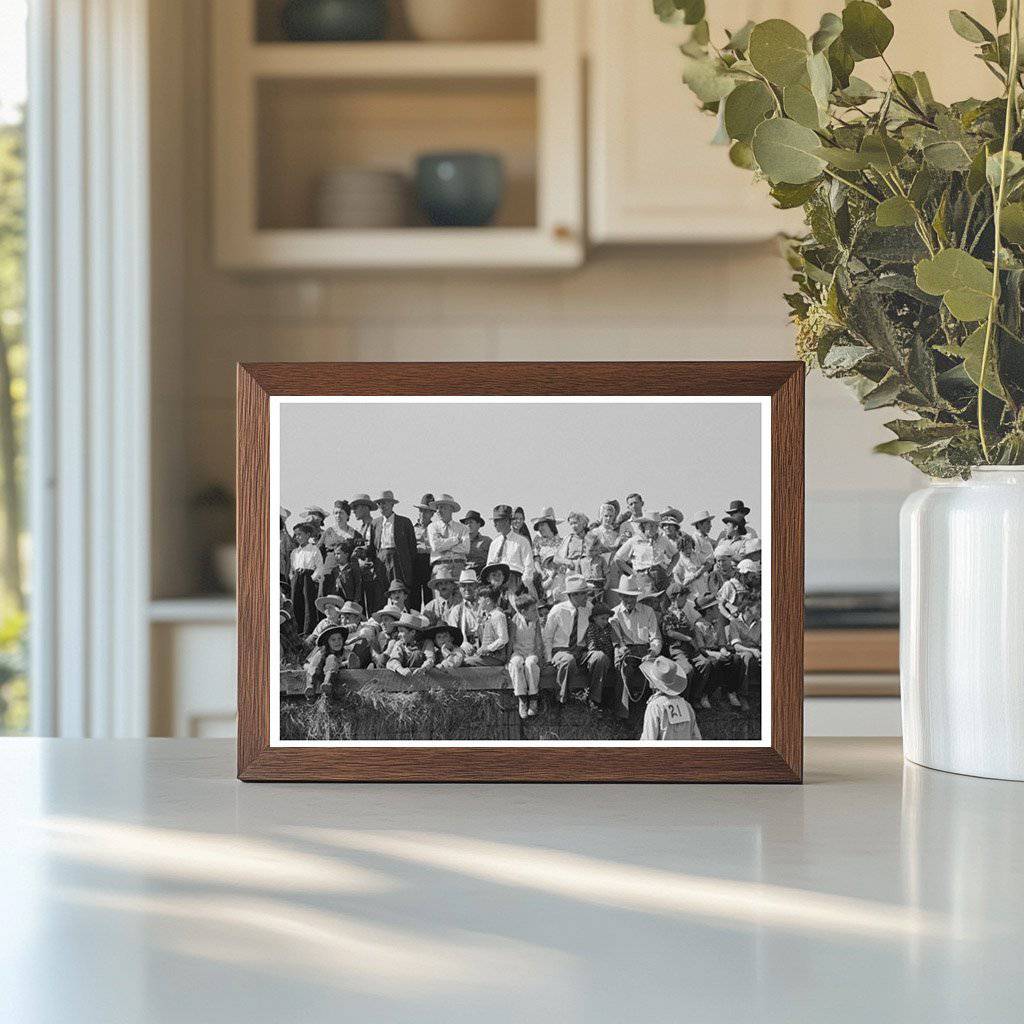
[272,398,768,745]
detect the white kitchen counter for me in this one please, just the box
[1,738,1021,1023]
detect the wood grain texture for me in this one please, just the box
[237,361,805,783]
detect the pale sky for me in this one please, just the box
[279,399,763,532]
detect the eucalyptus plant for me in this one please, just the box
[659,0,1024,475]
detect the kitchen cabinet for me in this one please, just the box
[587,0,999,244]
[211,0,584,269]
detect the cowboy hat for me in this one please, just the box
[338,601,364,617]
[460,510,485,527]
[373,603,404,622]
[640,656,688,697]
[349,493,375,509]
[395,612,424,632]
[375,489,399,505]
[531,506,564,529]
[690,509,713,525]
[415,493,436,511]
[725,500,751,516]
[433,493,461,512]
[481,561,510,584]
[428,564,459,587]
[736,558,762,575]
[563,574,589,596]
[316,624,349,648]
[491,504,513,521]
[458,567,479,585]
[419,621,465,645]
[387,579,409,595]
[314,594,345,614]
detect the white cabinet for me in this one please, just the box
[588,1,812,243]
[586,0,999,244]
[212,0,584,269]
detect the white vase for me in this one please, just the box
[900,467,1024,780]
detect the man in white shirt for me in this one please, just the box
[486,504,536,582]
[426,493,470,575]
[610,575,662,720]
[542,575,608,705]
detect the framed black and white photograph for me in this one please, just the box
[238,362,804,782]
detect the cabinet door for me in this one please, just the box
[588,1,813,243]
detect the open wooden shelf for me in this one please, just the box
[212,0,582,269]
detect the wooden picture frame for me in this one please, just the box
[237,361,804,782]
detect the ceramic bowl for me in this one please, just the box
[414,152,504,228]
[281,0,388,42]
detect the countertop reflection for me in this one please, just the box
[0,738,1020,1023]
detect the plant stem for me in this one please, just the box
[979,0,1021,463]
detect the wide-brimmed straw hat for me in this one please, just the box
[316,624,349,648]
[563,574,589,596]
[481,562,510,584]
[458,568,479,585]
[375,489,399,505]
[531,506,563,529]
[460,510,485,527]
[339,601,364,617]
[690,509,713,525]
[349,493,375,509]
[314,595,345,614]
[429,564,459,587]
[415,493,436,511]
[419,621,464,645]
[395,612,424,632]
[640,656,688,697]
[433,493,461,512]
[725,500,751,516]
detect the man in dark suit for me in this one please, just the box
[371,489,417,592]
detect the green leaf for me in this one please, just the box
[842,1,894,60]
[728,140,757,169]
[875,196,918,228]
[807,51,833,110]
[748,19,810,87]
[1000,202,1024,242]
[958,324,1006,398]
[915,249,994,321]
[827,36,855,89]
[923,140,972,171]
[654,0,705,25]
[752,117,827,184]
[723,20,755,53]
[723,81,775,143]
[783,83,822,128]
[860,133,905,172]
[770,179,820,209]
[681,55,737,103]
[948,10,993,44]
[814,145,872,170]
[810,12,843,54]
[874,439,922,455]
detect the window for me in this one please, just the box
[0,0,28,734]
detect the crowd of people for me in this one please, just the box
[279,490,762,741]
